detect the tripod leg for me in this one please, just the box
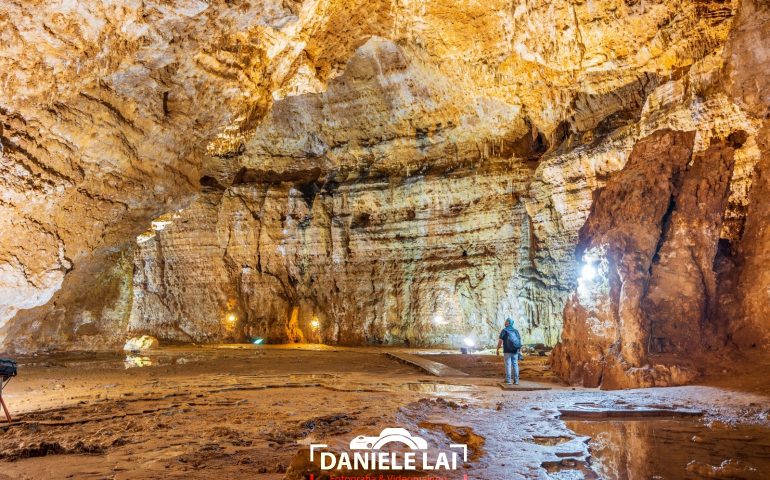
[0,394,10,422]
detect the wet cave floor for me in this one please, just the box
[0,345,769,479]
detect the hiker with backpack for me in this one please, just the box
[496,318,522,385]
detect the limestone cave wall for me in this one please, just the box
[127,38,561,347]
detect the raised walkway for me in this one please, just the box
[385,352,469,377]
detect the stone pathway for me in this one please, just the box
[385,352,469,377]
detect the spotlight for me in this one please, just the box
[580,263,597,281]
[433,315,446,325]
[227,313,237,323]
[463,337,475,347]
[310,318,320,329]
[252,338,264,345]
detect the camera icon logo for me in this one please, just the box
[349,428,429,451]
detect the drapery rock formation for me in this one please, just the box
[551,130,745,388]
[1,0,769,389]
[553,0,770,388]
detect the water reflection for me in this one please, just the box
[402,382,472,394]
[566,419,770,479]
[124,355,153,369]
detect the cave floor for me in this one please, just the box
[0,345,769,479]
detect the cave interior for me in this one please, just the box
[0,0,769,478]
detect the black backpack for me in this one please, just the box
[503,329,522,352]
[0,358,17,379]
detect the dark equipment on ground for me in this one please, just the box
[0,358,17,422]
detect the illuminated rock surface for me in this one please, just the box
[552,130,740,388]
[0,0,769,389]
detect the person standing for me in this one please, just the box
[496,318,522,385]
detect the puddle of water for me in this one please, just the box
[289,373,339,381]
[542,458,597,480]
[402,382,472,394]
[566,419,770,479]
[532,435,573,446]
[122,354,194,368]
[124,355,152,368]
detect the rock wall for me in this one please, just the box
[130,167,540,347]
[719,0,770,350]
[0,0,398,350]
[551,130,747,388]
[128,38,559,347]
[552,0,770,388]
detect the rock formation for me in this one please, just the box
[551,130,743,388]
[127,37,550,347]
[0,0,398,350]
[553,0,769,389]
[1,0,769,389]
[719,0,770,350]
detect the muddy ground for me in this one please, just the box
[0,345,769,479]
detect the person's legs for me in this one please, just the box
[512,352,520,384]
[503,353,513,384]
